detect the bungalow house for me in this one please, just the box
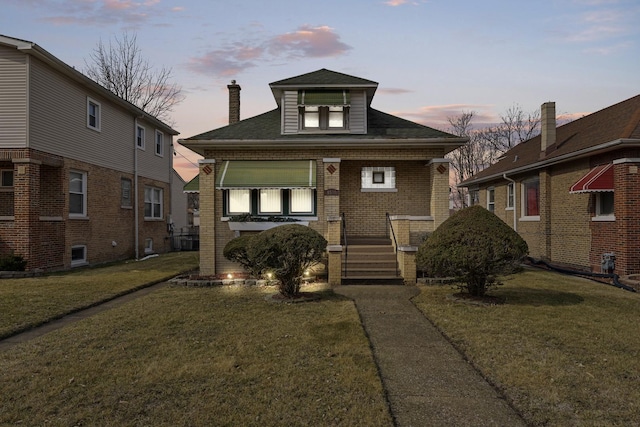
[179,69,467,285]
[459,95,640,276]
[0,34,179,271]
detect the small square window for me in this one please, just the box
[71,245,87,267]
[145,238,154,254]
[372,171,385,184]
[87,98,101,131]
[1,170,13,187]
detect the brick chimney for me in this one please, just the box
[540,101,556,153]
[227,80,241,124]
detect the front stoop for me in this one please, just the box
[341,240,404,285]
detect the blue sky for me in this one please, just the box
[2,0,638,180]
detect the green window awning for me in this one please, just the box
[298,90,350,106]
[216,160,317,189]
[183,174,200,193]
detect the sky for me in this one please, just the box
[2,0,638,182]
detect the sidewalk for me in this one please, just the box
[334,285,527,427]
[0,281,168,352]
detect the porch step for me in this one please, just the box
[342,242,401,285]
[343,236,392,246]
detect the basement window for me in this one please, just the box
[71,245,87,267]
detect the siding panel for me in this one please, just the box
[0,46,27,148]
[282,90,298,134]
[350,90,366,134]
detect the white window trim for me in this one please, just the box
[87,97,101,131]
[521,178,540,220]
[290,188,314,214]
[136,125,146,150]
[361,167,396,192]
[155,130,164,157]
[228,189,251,214]
[144,187,163,220]
[592,192,615,221]
[258,189,282,214]
[71,245,87,267]
[506,182,515,210]
[69,170,87,218]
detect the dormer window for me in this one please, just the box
[298,90,350,131]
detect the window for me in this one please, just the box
[259,189,281,214]
[595,192,615,219]
[71,245,87,267]
[1,170,13,188]
[361,167,396,191]
[523,178,540,217]
[87,98,101,131]
[145,238,154,254]
[228,189,250,214]
[487,187,495,212]
[298,90,349,131]
[470,189,480,206]
[144,187,163,219]
[136,125,145,149]
[155,130,164,156]
[290,188,314,213]
[121,178,132,207]
[506,182,515,209]
[69,171,87,217]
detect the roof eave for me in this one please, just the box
[459,138,640,187]
[179,137,468,156]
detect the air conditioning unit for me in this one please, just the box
[601,253,616,274]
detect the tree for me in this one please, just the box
[84,32,183,123]
[478,104,540,155]
[416,205,528,297]
[248,224,327,298]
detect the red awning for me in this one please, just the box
[569,164,614,193]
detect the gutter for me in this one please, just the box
[460,138,640,187]
[503,173,517,232]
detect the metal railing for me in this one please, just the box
[385,212,400,277]
[341,212,348,277]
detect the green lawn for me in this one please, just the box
[0,284,392,426]
[413,269,640,426]
[0,252,199,339]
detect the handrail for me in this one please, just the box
[341,212,348,277]
[386,212,400,277]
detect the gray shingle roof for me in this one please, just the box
[183,107,457,141]
[460,94,640,186]
[269,68,378,87]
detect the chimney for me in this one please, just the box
[227,80,241,124]
[540,101,556,153]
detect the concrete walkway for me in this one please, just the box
[334,285,527,427]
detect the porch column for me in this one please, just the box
[428,159,450,229]
[13,159,41,268]
[198,159,216,276]
[323,158,342,285]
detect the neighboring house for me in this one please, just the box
[0,34,178,271]
[179,69,467,285]
[460,96,640,276]
[170,169,189,233]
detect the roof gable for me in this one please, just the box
[461,94,640,186]
[269,68,378,87]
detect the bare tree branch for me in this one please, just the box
[84,32,184,123]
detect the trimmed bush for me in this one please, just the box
[416,205,528,296]
[223,234,262,277]
[0,254,27,272]
[248,224,327,298]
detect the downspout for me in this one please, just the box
[134,116,143,260]
[503,173,517,232]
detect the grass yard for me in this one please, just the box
[413,268,640,426]
[0,252,199,339]
[0,284,392,426]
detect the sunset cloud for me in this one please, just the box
[377,88,412,95]
[188,25,351,78]
[394,104,498,128]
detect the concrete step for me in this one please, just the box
[341,276,405,285]
[343,261,398,270]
